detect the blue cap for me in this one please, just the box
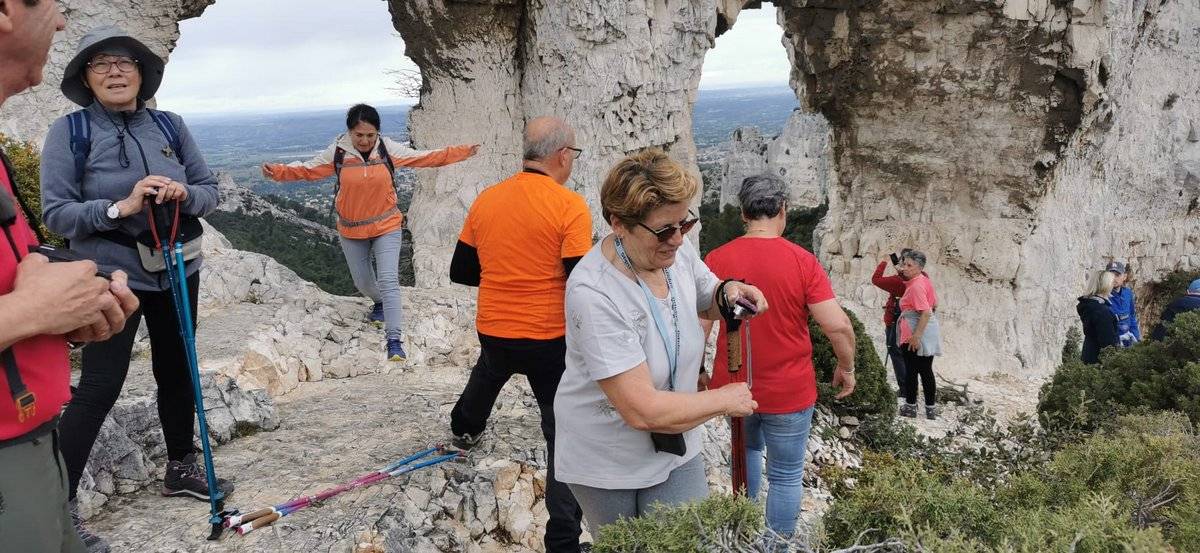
[1189,278,1200,293]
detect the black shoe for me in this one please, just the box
[162,453,234,501]
[899,403,917,418]
[70,499,110,553]
[925,404,939,420]
[451,431,483,451]
[580,543,594,552]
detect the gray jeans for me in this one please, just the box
[568,454,708,533]
[0,430,84,553]
[339,229,405,340]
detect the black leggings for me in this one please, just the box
[58,272,199,500]
[901,348,936,406]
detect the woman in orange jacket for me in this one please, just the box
[263,104,477,362]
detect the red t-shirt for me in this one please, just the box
[705,237,836,413]
[0,155,71,440]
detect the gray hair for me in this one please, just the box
[737,173,788,220]
[523,116,574,161]
[901,249,927,268]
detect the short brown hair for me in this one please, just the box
[601,149,697,228]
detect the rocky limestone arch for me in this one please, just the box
[3,0,1198,377]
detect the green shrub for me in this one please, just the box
[1062,325,1082,364]
[593,493,763,552]
[0,134,63,246]
[821,413,1192,552]
[1038,311,1200,431]
[811,309,894,420]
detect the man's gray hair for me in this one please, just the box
[737,173,788,220]
[901,249,927,268]
[523,117,574,161]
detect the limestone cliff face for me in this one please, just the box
[391,0,718,286]
[0,0,213,144]
[717,111,834,210]
[4,0,1198,375]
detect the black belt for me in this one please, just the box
[0,415,58,450]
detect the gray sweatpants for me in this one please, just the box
[0,430,85,553]
[568,454,708,532]
[339,229,405,341]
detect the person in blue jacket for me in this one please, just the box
[1150,278,1200,341]
[1105,261,1140,347]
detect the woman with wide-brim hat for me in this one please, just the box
[39,25,226,552]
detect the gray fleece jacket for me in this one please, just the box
[41,101,219,291]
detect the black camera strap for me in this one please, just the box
[0,153,38,423]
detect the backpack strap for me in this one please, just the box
[67,109,92,181]
[331,146,346,215]
[376,139,397,180]
[147,109,184,164]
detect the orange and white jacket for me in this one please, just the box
[265,134,474,239]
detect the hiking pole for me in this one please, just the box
[161,234,230,540]
[234,448,461,535]
[224,446,442,527]
[723,297,756,495]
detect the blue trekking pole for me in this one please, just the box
[162,239,231,539]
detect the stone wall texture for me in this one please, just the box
[3,0,1198,377]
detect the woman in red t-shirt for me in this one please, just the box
[896,250,942,419]
[703,174,856,539]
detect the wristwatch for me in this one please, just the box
[106,201,121,220]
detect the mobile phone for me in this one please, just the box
[732,297,757,318]
[33,244,112,280]
[890,253,900,266]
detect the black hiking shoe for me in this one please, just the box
[162,453,234,501]
[451,431,483,451]
[899,403,918,418]
[925,404,939,420]
[70,499,110,553]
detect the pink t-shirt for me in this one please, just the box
[898,274,937,343]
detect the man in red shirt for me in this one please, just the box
[0,2,138,551]
[703,173,855,539]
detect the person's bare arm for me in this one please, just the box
[597,362,756,434]
[810,299,857,399]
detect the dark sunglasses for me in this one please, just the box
[638,211,699,243]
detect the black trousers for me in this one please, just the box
[884,323,907,393]
[901,348,936,406]
[450,334,583,553]
[59,272,199,500]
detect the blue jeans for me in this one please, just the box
[742,407,813,537]
[339,229,405,340]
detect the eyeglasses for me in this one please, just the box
[638,211,699,243]
[564,147,583,159]
[86,58,138,74]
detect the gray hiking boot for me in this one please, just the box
[926,404,939,420]
[70,499,110,553]
[162,453,234,501]
[899,403,918,418]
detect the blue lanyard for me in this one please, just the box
[614,237,679,390]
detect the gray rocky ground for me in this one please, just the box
[79,226,862,552]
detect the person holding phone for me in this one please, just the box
[872,249,915,395]
[553,149,766,531]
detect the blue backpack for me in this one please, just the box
[66,108,184,177]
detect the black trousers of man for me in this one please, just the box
[450,334,583,553]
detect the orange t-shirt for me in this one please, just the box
[459,171,593,339]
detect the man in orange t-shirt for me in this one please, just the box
[448,116,591,552]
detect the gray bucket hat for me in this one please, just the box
[60,25,165,107]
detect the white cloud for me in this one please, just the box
[157,0,791,115]
[700,4,791,90]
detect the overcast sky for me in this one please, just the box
[157,1,790,115]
